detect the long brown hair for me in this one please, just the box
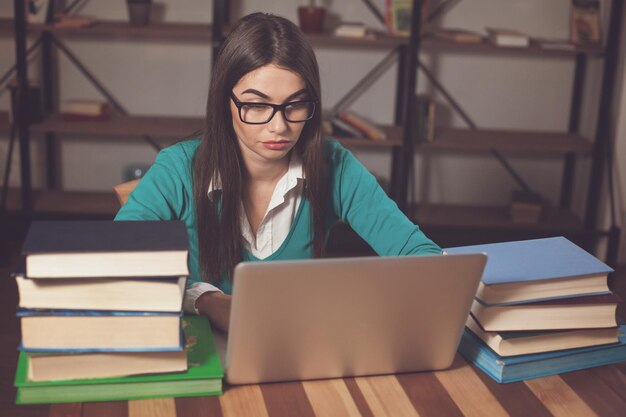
[193,13,326,284]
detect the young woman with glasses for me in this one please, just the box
[115,13,441,332]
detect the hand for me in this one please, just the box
[195,291,232,333]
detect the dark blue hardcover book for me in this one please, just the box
[458,324,626,383]
[17,309,183,352]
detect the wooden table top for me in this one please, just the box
[3,355,625,417]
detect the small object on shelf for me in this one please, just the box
[52,15,96,29]
[570,0,601,45]
[26,0,51,24]
[428,28,484,43]
[337,111,387,141]
[385,0,430,36]
[334,22,369,38]
[329,116,366,139]
[509,190,542,223]
[126,0,153,26]
[485,27,530,48]
[533,37,576,51]
[297,1,326,34]
[60,99,110,122]
[415,94,435,143]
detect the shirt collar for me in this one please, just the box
[207,152,305,199]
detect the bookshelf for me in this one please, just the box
[6,0,623,258]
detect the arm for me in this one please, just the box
[329,141,441,256]
[114,143,230,326]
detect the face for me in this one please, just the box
[230,64,310,166]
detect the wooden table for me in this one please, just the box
[3,355,625,417]
[2,254,625,417]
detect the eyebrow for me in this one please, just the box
[240,88,309,102]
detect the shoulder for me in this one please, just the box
[157,137,201,165]
[322,137,351,166]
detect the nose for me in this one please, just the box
[267,109,289,133]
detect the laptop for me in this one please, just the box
[225,253,487,385]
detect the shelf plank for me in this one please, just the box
[421,38,604,58]
[20,19,604,57]
[5,188,120,217]
[28,20,213,41]
[30,114,204,140]
[423,127,593,154]
[414,203,584,232]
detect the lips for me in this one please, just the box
[261,140,291,150]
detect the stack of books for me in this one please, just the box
[13,220,223,404]
[446,237,626,383]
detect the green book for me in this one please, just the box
[15,315,223,404]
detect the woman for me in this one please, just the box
[115,13,441,332]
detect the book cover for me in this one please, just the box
[18,309,183,352]
[458,324,626,383]
[15,315,223,404]
[22,220,189,278]
[444,237,613,286]
[23,220,188,255]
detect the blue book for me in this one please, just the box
[18,309,183,352]
[445,237,613,305]
[458,324,626,383]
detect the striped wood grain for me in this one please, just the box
[434,356,510,417]
[48,403,81,417]
[302,378,362,417]
[559,369,626,417]
[128,398,176,417]
[219,385,269,417]
[260,381,317,417]
[175,396,223,417]
[82,401,128,417]
[355,375,420,417]
[525,376,599,417]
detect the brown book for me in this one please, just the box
[471,294,620,332]
[338,112,387,141]
[429,28,484,43]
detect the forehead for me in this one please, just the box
[234,64,306,97]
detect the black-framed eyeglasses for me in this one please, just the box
[230,93,317,125]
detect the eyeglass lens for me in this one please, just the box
[240,101,315,123]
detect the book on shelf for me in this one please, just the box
[485,27,530,48]
[428,28,484,43]
[444,237,613,305]
[415,94,435,143]
[15,315,223,403]
[470,293,619,332]
[330,116,366,139]
[15,272,187,312]
[22,220,189,278]
[465,314,619,357]
[60,99,110,121]
[533,37,576,51]
[459,323,626,383]
[25,350,187,382]
[337,111,387,141]
[18,309,183,351]
[52,15,96,29]
[385,0,429,36]
[570,0,601,45]
[334,22,371,38]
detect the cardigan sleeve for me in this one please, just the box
[328,140,441,256]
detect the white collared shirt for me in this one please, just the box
[183,154,305,314]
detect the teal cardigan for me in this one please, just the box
[115,138,441,293]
